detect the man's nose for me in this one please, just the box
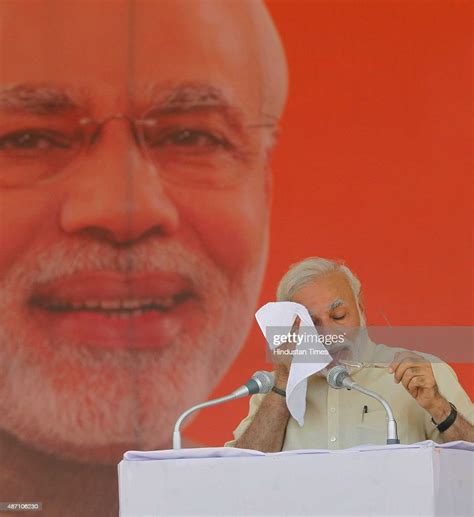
[59,124,179,244]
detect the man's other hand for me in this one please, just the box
[389,351,448,415]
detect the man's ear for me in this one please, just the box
[358,293,366,317]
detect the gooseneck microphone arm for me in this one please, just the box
[346,382,399,444]
[172,371,274,449]
[173,393,244,450]
[327,366,400,444]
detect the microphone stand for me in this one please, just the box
[346,382,400,444]
[327,366,400,444]
[173,391,245,450]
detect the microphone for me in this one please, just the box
[231,370,275,398]
[172,370,274,449]
[326,365,400,444]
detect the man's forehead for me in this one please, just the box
[0,3,253,75]
[0,0,287,118]
[295,272,355,303]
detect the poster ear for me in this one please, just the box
[358,293,366,318]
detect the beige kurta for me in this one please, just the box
[225,343,474,450]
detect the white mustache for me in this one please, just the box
[2,238,215,296]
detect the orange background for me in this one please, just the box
[186,0,473,445]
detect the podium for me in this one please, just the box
[118,442,473,516]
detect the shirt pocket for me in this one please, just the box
[354,408,388,446]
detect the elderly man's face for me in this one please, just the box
[292,271,363,362]
[0,1,281,462]
[292,272,362,329]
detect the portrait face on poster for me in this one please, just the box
[0,0,288,462]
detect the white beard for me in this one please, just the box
[0,237,266,463]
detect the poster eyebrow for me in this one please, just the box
[0,82,258,133]
[146,82,248,129]
[149,83,232,111]
[0,83,83,115]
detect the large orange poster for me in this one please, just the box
[0,1,471,516]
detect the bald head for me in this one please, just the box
[0,0,288,122]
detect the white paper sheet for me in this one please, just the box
[124,446,265,462]
[255,301,332,425]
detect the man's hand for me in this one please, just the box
[270,316,300,388]
[388,351,449,417]
[388,351,474,442]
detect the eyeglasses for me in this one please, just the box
[0,108,276,188]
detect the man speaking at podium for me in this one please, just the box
[227,257,474,452]
[0,0,287,515]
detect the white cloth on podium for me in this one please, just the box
[123,439,474,462]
